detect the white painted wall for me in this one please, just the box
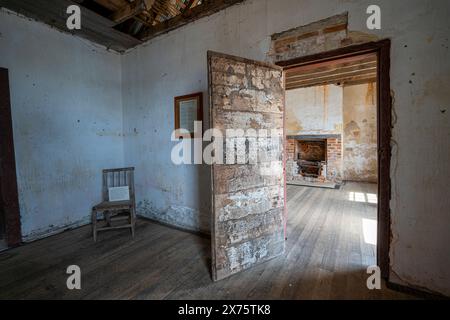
[0,10,124,241]
[343,83,377,182]
[286,85,343,135]
[121,0,450,296]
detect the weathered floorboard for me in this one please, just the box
[0,182,414,299]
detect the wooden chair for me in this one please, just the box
[92,167,136,242]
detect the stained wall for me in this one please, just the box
[121,0,450,295]
[0,10,124,241]
[343,82,377,182]
[286,85,343,136]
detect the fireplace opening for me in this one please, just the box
[297,140,326,179]
[286,134,341,183]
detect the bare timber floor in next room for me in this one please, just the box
[0,182,414,299]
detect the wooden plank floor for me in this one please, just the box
[0,182,414,299]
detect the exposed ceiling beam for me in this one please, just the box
[1,0,245,51]
[287,70,377,86]
[93,0,155,24]
[110,0,146,24]
[285,52,378,89]
[138,0,245,41]
[165,1,183,16]
[133,13,156,28]
[286,73,377,90]
[287,64,377,82]
[93,0,124,11]
[285,53,377,73]
[286,58,376,78]
[182,0,196,13]
[0,0,142,52]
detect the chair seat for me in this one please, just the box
[93,200,132,211]
[92,167,136,242]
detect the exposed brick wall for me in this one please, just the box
[286,137,342,183]
[326,137,342,182]
[270,13,348,63]
[286,139,295,160]
[285,139,297,181]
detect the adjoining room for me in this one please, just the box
[284,53,380,287]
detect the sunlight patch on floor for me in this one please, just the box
[362,218,377,246]
[348,192,378,204]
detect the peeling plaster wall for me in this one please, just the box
[0,10,124,241]
[343,82,377,182]
[122,0,450,296]
[120,18,213,234]
[286,85,343,136]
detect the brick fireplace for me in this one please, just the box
[286,135,342,184]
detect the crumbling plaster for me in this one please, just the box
[121,0,450,296]
[1,0,449,297]
[0,9,124,241]
[343,82,377,182]
[286,85,343,136]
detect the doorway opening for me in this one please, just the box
[0,189,6,250]
[278,40,391,279]
[0,67,22,250]
[208,40,390,282]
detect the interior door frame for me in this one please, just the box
[276,39,392,279]
[0,67,22,248]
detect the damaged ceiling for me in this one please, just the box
[0,0,245,52]
[285,53,378,90]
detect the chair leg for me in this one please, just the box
[130,207,136,239]
[105,210,111,227]
[92,209,97,242]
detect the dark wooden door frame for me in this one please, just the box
[276,39,392,279]
[0,67,22,247]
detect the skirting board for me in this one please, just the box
[287,181,337,189]
[137,215,211,239]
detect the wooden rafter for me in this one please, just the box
[285,53,378,89]
[111,0,146,24]
[1,0,245,51]
[0,0,142,52]
[286,73,377,90]
[93,0,156,25]
[93,0,125,11]
[182,0,196,12]
[138,0,245,41]
[287,62,377,82]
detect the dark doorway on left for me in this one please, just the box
[0,67,22,249]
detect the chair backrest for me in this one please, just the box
[102,167,135,204]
